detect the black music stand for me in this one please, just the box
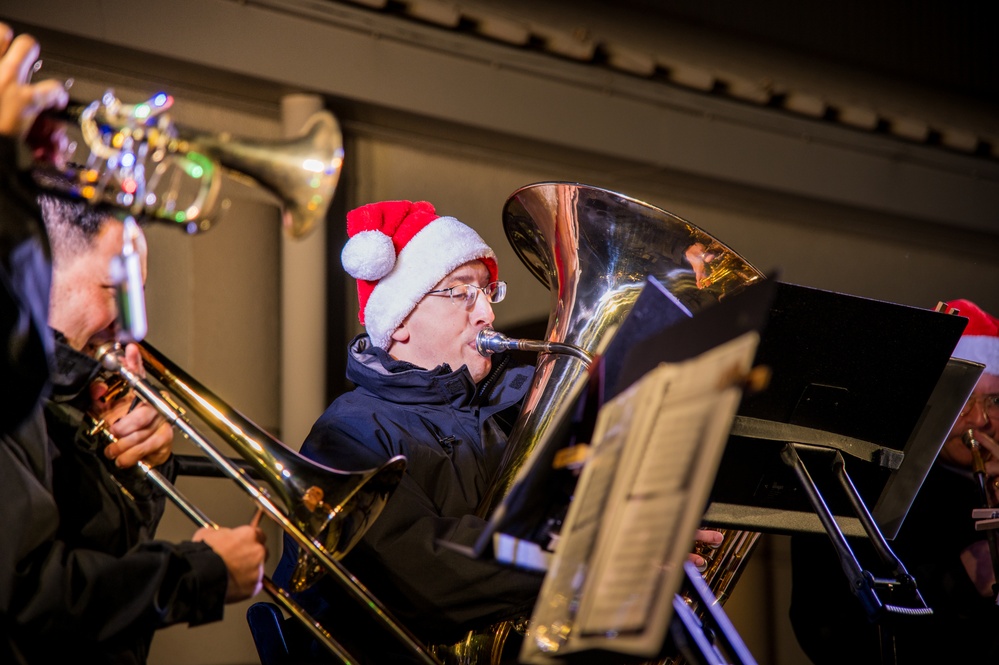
[703,283,970,538]
[692,283,976,665]
[468,278,974,664]
[669,562,758,665]
[464,275,776,565]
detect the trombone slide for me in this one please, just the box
[97,344,441,665]
[134,460,355,664]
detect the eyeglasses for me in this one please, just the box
[425,281,507,309]
[960,393,999,420]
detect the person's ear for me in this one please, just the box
[390,323,410,344]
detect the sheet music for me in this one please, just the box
[578,398,703,634]
[521,331,759,662]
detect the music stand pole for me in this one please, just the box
[669,562,759,665]
[781,443,932,665]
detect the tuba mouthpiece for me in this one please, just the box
[475,328,594,365]
[476,328,509,356]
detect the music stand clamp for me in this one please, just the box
[781,443,932,665]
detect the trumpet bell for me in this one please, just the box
[191,110,344,238]
[31,90,343,237]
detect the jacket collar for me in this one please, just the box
[48,331,101,402]
[346,334,477,406]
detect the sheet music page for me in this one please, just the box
[521,331,759,662]
[576,389,742,640]
[519,388,636,656]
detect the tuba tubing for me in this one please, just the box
[94,343,442,665]
[475,328,593,365]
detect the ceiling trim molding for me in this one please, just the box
[4,0,998,234]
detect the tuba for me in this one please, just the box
[479,182,763,515]
[29,89,343,237]
[442,182,765,664]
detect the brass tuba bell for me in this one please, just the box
[478,181,764,516]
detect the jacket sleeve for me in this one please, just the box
[0,417,229,649]
[0,135,53,434]
[348,472,543,638]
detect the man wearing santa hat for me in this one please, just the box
[274,200,544,662]
[935,299,999,484]
[274,199,724,662]
[791,298,999,664]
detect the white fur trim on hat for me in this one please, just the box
[954,336,999,376]
[363,216,495,349]
[341,229,397,281]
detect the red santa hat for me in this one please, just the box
[947,299,999,376]
[340,200,498,349]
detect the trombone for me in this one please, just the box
[93,342,442,664]
[135,458,356,663]
[40,87,443,662]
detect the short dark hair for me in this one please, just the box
[38,194,114,265]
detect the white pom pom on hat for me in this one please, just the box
[341,229,397,281]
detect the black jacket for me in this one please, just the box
[0,135,52,433]
[274,334,544,661]
[0,334,231,664]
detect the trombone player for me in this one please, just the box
[0,25,267,664]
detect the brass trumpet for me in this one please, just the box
[30,90,343,237]
[91,342,441,664]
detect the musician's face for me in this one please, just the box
[388,260,496,383]
[48,218,148,354]
[939,372,999,469]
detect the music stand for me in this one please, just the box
[459,278,971,664]
[702,282,971,540]
[463,278,773,664]
[516,283,772,664]
[692,283,976,665]
[466,276,775,565]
